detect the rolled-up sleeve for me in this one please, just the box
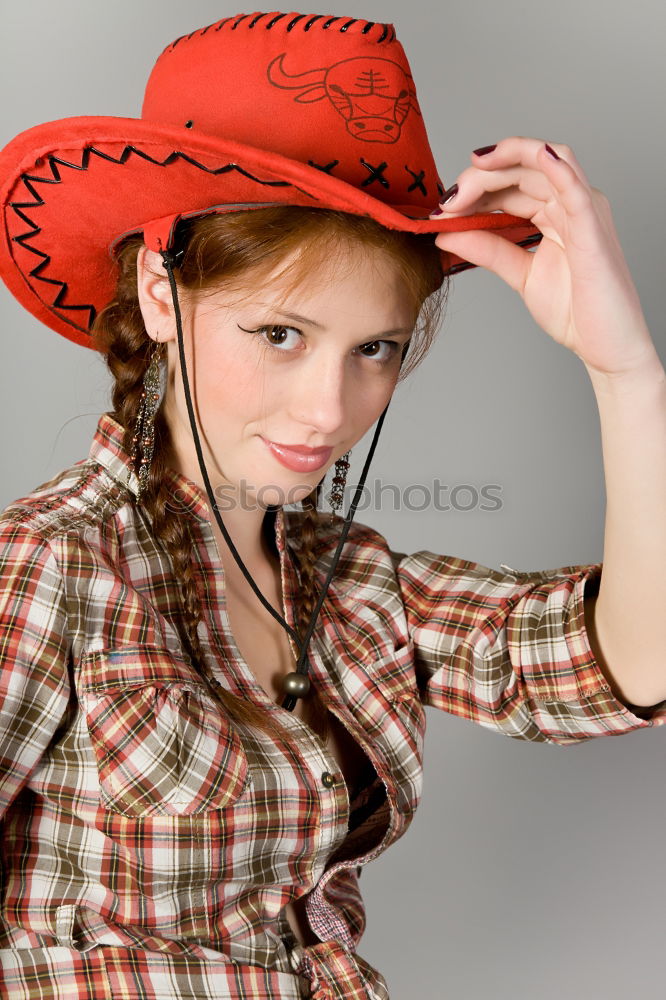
[394,550,666,746]
[0,519,71,815]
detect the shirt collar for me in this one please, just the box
[88,411,289,558]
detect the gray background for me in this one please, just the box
[1,2,665,997]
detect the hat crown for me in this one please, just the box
[141,11,444,211]
[0,9,542,348]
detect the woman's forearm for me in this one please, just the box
[583,350,666,707]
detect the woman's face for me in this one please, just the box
[141,243,417,510]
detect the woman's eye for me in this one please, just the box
[356,340,399,363]
[238,324,302,351]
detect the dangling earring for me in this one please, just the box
[328,450,351,512]
[130,340,166,502]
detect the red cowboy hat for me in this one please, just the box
[0,10,542,350]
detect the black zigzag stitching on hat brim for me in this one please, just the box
[8,144,318,335]
[8,144,546,332]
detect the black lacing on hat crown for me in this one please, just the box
[405,166,427,196]
[164,12,396,53]
[360,159,389,189]
[9,146,317,335]
[264,14,287,30]
[308,158,339,174]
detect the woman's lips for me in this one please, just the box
[264,439,333,472]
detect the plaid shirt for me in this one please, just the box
[0,412,663,1000]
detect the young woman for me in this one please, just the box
[0,11,664,1000]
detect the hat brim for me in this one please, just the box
[0,116,542,349]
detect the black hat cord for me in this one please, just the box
[160,250,398,712]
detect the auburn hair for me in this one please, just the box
[91,206,449,743]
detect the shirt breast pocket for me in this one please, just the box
[78,646,251,817]
[334,615,420,706]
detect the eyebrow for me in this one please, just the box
[271,308,413,339]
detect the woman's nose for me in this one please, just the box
[288,357,348,436]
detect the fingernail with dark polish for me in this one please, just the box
[545,143,560,160]
[472,144,497,156]
[441,183,458,204]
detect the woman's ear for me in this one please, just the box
[136,245,178,343]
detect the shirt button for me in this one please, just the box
[321,771,336,788]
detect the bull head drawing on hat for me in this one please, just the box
[267,55,421,144]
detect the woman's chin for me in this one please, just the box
[260,481,323,508]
